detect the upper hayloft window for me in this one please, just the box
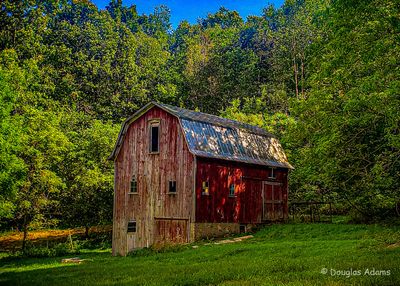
[268,167,276,179]
[168,181,177,194]
[149,120,160,153]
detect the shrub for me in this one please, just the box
[78,232,112,249]
[15,240,81,258]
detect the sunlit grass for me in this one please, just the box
[0,223,399,285]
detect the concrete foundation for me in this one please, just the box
[191,223,241,240]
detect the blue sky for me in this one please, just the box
[92,0,285,28]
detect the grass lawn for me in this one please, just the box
[0,223,399,285]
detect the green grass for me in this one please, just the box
[0,223,399,285]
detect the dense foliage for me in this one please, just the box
[0,0,398,240]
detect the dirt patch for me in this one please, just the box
[61,257,91,264]
[214,235,254,245]
[193,235,254,248]
[387,242,400,249]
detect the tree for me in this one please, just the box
[0,55,24,221]
[288,0,400,219]
[15,109,70,249]
[200,7,243,29]
[139,5,172,36]
[0,48,71,248]
[60,118,118,236]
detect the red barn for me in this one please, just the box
[109,102,293,256]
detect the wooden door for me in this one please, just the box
[262,182,284,221]
[154,219,189,246]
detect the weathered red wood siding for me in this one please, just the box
[195,158,288,224]
[113,106,195,256]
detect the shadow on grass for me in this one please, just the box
[0,262,86,286]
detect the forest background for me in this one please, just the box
[0,0,399,242]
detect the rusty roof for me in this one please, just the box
[109,102,293,169]
[157,103,274,137]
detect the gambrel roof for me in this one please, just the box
[109,102,293,169]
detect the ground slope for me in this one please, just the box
[0,224,399,286]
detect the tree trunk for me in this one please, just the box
[22,215,29,252]
[293,58,299,99]
[292,38,299,100]
[301,55,305,99]
[85,226,90,238]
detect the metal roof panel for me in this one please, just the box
[110,102,293,169]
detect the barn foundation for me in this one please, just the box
[192,223,242,240]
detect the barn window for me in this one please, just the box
[168,181,177,194]
[130,177,137,194]
[202,181,209,195]
[268,167,276,179]
[229,184,235,197]
[127,221,136,233]
[149,121,160,153]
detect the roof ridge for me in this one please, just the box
[110,101,292,169]
[154,102,275,138]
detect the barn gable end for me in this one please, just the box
[112,106,195,256]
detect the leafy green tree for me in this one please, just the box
[138,5,172,36]
[200,7,243,29]
[106,0,139,32]
[15,108,70,249]
[0,49,70,247]
[179,23,259,114]
[289,0,400,219]
[0,54,24,220]
[222,98,295,141]
[60,118,118,236]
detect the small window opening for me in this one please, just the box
[130,177,137,193]
[149,122,159,153]
[229,184,235,197]
[127,221,136,233]
[268,167,276,179]
[169,181,176,194]
[202,181,209,195]
[240,224,246,233]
